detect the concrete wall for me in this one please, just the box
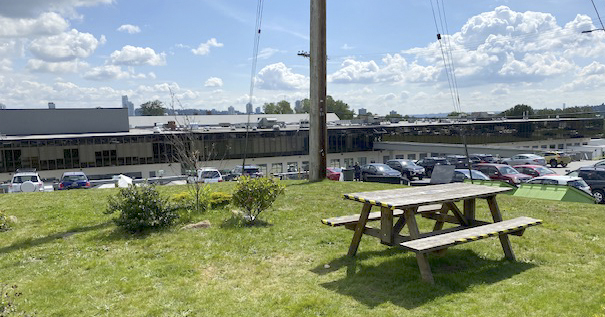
[0,108,129,136]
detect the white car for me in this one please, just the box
[500,154,546,166]
[526,175,592,195]
[193,168,223,183]
[9,171,44,193]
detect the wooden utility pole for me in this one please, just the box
[309,0,327,182]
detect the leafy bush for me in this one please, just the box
[231,176,285,223]
[105,184,178,233]
[209,192,232,209]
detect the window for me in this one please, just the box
[395,155,404,159]
[357,157,367,165]
[287,162,299,172]
[407,154,416,160]
[383,156,390,163]
[344,158,354,168]
[419,153,427,159]
[257,164,268,175]
[271,163,283,174]
[329,159,340,168]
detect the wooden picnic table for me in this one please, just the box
[322,183,542,284]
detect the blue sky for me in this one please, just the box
[0,0,604,116]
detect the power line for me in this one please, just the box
[590,0,605,30]
[242,0,265,169]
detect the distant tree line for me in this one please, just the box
[262,95,355,120]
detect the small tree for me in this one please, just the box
[105,184,178,233]
[140,100,166,116]
[231,176,285,224]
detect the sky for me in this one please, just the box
[1,0,605,116]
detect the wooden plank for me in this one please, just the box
[321,204,442,227]
[348,202,372,256]
[488,196,516,261]
[343,183,513,209]
[400,216,542,253]
[380,206,393,244]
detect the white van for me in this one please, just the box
[194,168,223,183]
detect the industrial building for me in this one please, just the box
[0,107,602,182]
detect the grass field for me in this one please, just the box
[1,181,604,316]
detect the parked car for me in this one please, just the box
[224,165,263,181]
[567,167,605,203]
[526,175,592,196]
[452,169,491,182]
[193,168,223,183]
[386,159,425,180]
[8,170,44,193]
[416,157,450,177]
[360,163,403,182]
[446,155,470,168]
[500,154,546,166]
[469,153,496,163]
[541,151,572,168]
[475,163,533,186]
[326,167,342,181]
[513,165,557,178]
[58,171,91,190]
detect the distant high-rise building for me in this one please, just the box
[255,107,262,114]
[246,102,253,114]
[122,95,135,116]
[294,100,303,113]
[359,108,367,115]
[228,106,236,115]
[48,102,55,109]
[389,110,398,116]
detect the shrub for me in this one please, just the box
[209,192,232,209]
[231,176,285,223]
[105,184,178,233]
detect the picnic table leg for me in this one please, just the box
[404,207,435,284]
[347,202,372,256]
[463,199,476,225]
[380,206,393,245]
[432,204,450,231]
[487,196,516,261]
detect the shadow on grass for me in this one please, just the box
[311,248,536,309]
[0,221,113,254]
[220,215,273,229]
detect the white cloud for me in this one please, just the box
[29,29,100,62]
[0,12,68,37]
[341,43,354,50]
[117,24,141,34]
[0,58,11,71]
[256,62,307,90]
[329,54,439,84]
[109,45,166,66]
[84,65,130,81]
[257,47,282,60]
[192,38,223,56]
[0,0,114,18]
[27,59,88,73]
[204,77,223,87]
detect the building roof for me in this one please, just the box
[128,113,341,128]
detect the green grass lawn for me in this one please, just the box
[1,181,604,316]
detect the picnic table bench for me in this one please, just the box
[322,183,542,284]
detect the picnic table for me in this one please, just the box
[322,183,542,284]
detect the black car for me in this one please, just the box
[567,167,605,203]
[469,153,496,164]
[446,155,471,168]
[360,163,403,182]
[386,159,425,180]
[416,157,450,177]
[224,165,263,181]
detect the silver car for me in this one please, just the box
[500,154,546,166]
[526,175,592,196]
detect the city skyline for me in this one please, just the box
[0,0,604,115]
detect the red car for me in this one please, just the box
[475,163,532,186]
[326,167,342,181]
[513,165,557,178]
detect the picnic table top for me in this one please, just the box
[342,183,513,209]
